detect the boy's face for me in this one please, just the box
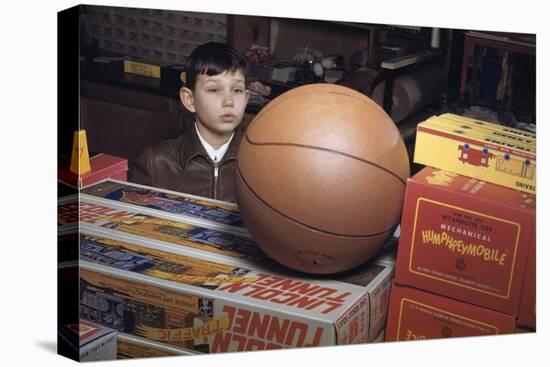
[181,70,249,140]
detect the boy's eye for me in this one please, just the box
[233,88,243,94]
[208,88,218,93]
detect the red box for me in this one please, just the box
[395,167,535,315]
[518,234,536,329]
[58,153,128,188]
[385,283,516,342]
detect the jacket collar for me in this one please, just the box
[180,125,242,168]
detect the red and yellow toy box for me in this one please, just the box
[395,167,535,316]
[58,153,128,189]
[385,283,516,342]
[413,114,536,194]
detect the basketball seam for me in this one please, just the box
[237,161,400,238]
[244,135,407,186]
[250,88,390,128]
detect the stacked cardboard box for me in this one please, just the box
[58,153,128,189]
[385,114,536,342]
[58,320,117,361]
[81,179,246,233]
[117,333,199,359]
[57,185,80,361]
[414,113,536,194]
[77,179,396,357]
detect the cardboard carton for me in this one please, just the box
[78,195,265,265]
[78,228,394,353]
[395,167,535,315]
[58,320,117,362]
[77,181,397,354]
[58,153,128,189]
[437,113,535,146]
[414,114,536,194]
[117,332,199,358]
[385,283,516,341]
[81,179,245,233]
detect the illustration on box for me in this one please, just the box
[78,228,394,353]
[79,198,265,262]
[82,180,244,227]
[414,114,536,194]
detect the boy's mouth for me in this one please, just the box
[221,113,236,122]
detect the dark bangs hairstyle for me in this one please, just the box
[185,42,248,90]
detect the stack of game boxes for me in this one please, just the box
[57,181,81,360]
[58,320,118,362]
[385,113,536,341]
[73,179,397,359]
[58,181,117,361]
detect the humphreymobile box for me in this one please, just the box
[518,232,536,329]
[414,114,536,194]
[81,179,246,232]
[78,229,394,353]
[395,167,535,315]
[385,283,516,342]
[437,113,536,147]
[78,195,267,265]
[117,333,199,359]
[58,320,117,362]
[58,153,128,189]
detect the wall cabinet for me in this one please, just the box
[80,80,191,161]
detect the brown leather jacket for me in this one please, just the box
[129,127,243,202]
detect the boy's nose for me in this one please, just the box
[222,92,234,107]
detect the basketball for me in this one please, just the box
[235,84,410,274]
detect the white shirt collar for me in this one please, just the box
[195,122,234,164]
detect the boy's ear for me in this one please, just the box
[180,87,196,113]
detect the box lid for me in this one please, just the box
[411,167,535,215]
[58,153,128,188]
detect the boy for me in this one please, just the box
[129,42,250,202]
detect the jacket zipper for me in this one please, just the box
[212,163,220,200]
